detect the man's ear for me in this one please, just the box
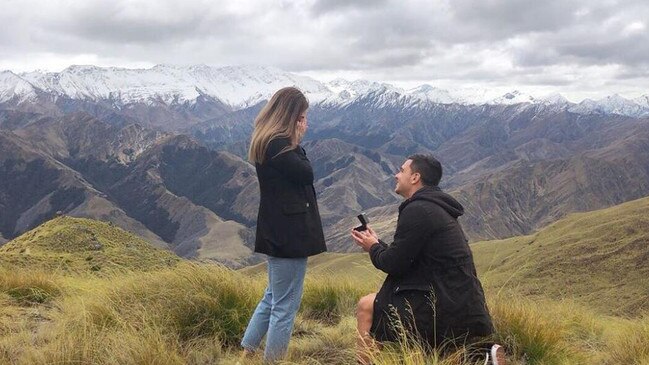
[411,172,421,185]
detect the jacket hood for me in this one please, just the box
[401,186,465,218]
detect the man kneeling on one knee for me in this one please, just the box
[351,154,506,365]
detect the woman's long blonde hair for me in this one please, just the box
[248,87,309,164]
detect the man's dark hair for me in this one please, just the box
[408,154,442,186]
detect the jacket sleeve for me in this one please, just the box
[369,204,429,276]
[266,138,314,185]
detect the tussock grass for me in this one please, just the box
[0,260,648,364]
[602,316,649,365]
[302,275,373,323]
[0,329,33,365]
[19,263,263,364]
[490,295,578,364]
[284,317,357,364]
[0,269,62,305]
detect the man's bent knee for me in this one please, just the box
[356,293,376,318]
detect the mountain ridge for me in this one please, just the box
[2,64,648,117]
[0,114,259,267]
[2,65,649,267]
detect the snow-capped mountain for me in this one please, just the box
[18,64,331,108]
[634,95,649,108]
[487,90,536,105]
[598,94,648,116]
[408,85,455,104]
[537,92,570,106]
[569,94,649,117]
[1,64,648,117]
[319,79,407,107]
[0,71,38,103]
[325,79,396,98]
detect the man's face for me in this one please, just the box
[394,159,415,198]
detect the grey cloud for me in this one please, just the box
[511,18,649,69]
[311,0,388,16]
[57,18,201,44]
[557,34,649,66]
[447,0,582,40]
[506,68,576,86]
[355,49,427,68]
[438,1,648,46]
[43,1,246,45]
[519,76,573,87]
[0,0,268,69]
[616,65,649,80]
[0,4,41,49]
[2,0,649,97]
[513,48,562,67]
[302,4,445,69]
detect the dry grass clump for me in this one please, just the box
[301,275,374,323]
[601,316,649,365]
[19,263,262,364]
[0,269,62,305]
[491,297,567,364]
[283,317,357,365]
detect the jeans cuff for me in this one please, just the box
[240,341,256,352]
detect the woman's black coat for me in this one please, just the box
[369,186,494,346]
[253,137,327,258]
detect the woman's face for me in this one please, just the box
[298,110,307,124]
[295,109,308,138]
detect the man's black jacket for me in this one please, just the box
[369,186,494,346]
[254,137,327,258]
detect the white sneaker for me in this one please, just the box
[490,344,506,365]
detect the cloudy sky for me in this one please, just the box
[1,0,647,101]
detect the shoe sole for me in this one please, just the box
[491,344,506,365]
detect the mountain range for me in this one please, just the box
[1,64,648,266]
[2,65,649,118]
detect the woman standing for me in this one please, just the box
[241,87,327,361]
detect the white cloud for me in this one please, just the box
[0,53,155,73]
[623,21,646,36]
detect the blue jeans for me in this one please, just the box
[241,256,308,361]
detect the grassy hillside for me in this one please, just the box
[2,200,649,364]
[0,215,180,274]
[265,195,649,317]
[472,195,649,316]
[2,259,648,364]
[243,252,382,282]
